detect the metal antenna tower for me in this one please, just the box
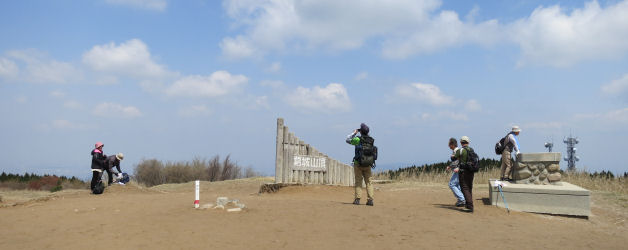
[563,135,580,171]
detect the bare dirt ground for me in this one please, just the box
[1,178,626,250]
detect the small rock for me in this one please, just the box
[515,162,527,170]
[514,169,532,180]
[529,164,538,171]
[216,197,229,206]
[547,164,560,172]
[214,205,225,210]
[533,169,540,176]
[227,208,242,212]
[200,203,214,209]
[534,179,541,185]
[539,172,547,180]
[74,209,79,212]
[548,173,562,182]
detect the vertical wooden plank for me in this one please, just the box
[339,160,345,185]
[332,160,337,185]
[275,118,284,183]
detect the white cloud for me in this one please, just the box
[93,102,142,118]
[83,39,176,80]
[382,10,500,59]
[284,83,351,113]
[267,62,281,73]
[15,96,27,104]
[421,111,468,121]
[601,73,628,99]
[260,80,284,88]
[51,119,89,130]
[253,95,270,110]
[6,49,81,84]
[178,105,212,117]
[465,99,482,112]
[221,0,500,59]
[354,71,368,81]
[510,1,628,67]
[105,0,167,11]
[523,121,564,130]
[165,71,248,98]
[64,100,83,109]
[0,57,18,78]
[575,107,628,124]
[50,90,66,98]
[395,83,453,106]
[221,0,628,67]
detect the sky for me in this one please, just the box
[1,0,627,179]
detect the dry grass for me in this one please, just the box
[374,168,502,186]
[562,171,627,194]
[375,168,627,194]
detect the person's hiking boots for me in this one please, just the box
[455,201,465,207]
[353,198,360,205]
[366,199,374,206]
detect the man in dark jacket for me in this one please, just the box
[91,142,107,191]
[455,136,475,213]
[104,153,124,185]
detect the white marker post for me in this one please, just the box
[194,180,200,208]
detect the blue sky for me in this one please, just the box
[1,0,627,179]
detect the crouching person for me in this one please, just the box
[347,123,377,206]
[105,153,125,185]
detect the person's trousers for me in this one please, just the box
[448,172,465,203]
[105,168,116,185]
[459,170,475,209]
[500,150,513,179]
[90,169,102,190]
[354,164,374,200]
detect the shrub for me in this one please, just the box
[133,155,257,187]
[28,176,60,191]
[134,159,165,187]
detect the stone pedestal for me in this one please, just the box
[489,180,590,217]
[514,152,562,185]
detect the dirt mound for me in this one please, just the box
[0,179,626,249]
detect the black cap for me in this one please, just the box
[359,123,369,135]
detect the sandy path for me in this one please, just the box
[1,179,626,250]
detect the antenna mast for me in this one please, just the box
[563,135,580,171]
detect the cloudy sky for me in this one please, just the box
[1,0,627,178]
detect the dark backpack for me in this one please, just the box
[92,181,105,195]
[494,134,510,155]
[119,173,130,184]
[461,147,480,172]
[357,135,378,168]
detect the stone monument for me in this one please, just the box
[489,152,590,217]
[513,152,562,185]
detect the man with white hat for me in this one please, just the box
[104,153,125,186]
[500,126,521,181]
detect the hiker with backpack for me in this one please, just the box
[454,136,479,213]
[495,126,521,181]
[90,142,107,194]
[346,123,377,206]
[446,138,465,207]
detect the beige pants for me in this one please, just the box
[354,164,374,200]
[500,150,512,179]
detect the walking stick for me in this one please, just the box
[497,184,510,213]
